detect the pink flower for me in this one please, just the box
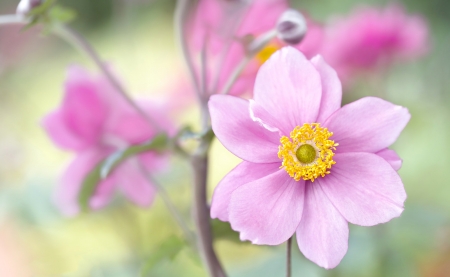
[43,66,173,215]
[321,4,428,82]
[209,47,410,269]
[190,0,323,96]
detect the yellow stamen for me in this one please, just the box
[255,43,280,64]
[278,123,338,182]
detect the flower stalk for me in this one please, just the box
[287,237,292,277]
[220,29,277,95]
[52,24,164,133]
[174,1,227,275]
[137,163,196,245]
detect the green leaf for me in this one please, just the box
[140,236,186,277]
[48,5,76,23]
[22,17,40,31]
[100,133,168,179]
[77,133,169,212]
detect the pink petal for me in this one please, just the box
[237,0,288,37]
[211,161,281,221]
[116,159,156,207]
[296,183,349,269]
[311,55,343,123]
[252,47,322,133]
[209,95,280,163]
[42,110,89,151]
[55,148,115,216]
[62,66,107,145]
[376,148,402,171]
[104,99,173,145]
[229,169,305,245]
[323,97,410,153]
[249,100,284,134]
[107,111,155,145]
[319,152,406,226]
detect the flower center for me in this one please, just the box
[278,123,338,182]
[255,42,280,64]
[295,144,316,164]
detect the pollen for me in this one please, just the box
[278,123,338,182]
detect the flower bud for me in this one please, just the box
[16,0,42,16]
[276,9,307,45]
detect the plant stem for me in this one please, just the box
[53,24,163,132]
[174,1,227,275]
[174,0,201,98]
[191,152,226,277]
[139,164,195,245]
[287,237,292,277]
[219,55,251,95]
[219,29,277,95]
[190,99,226,277]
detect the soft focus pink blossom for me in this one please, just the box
[321,4,428,82]
[209,47,410,269]
[43,66,173,215]
[190,0,323,96]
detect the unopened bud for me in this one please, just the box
[276,9,307,45]
[16,0,42,16]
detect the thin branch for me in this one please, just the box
[287,237,292,277]
[219,55,251,95]
[219,29,277,95]
[52,24,163,132]
[200,36,208,96]
[210,2,248,95]
[191,153,226,277]
[174,0,202,99]
[138,163,196,244]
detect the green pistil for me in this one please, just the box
[295,144,316,164]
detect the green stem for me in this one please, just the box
[220,29,277,95]
[286,237,292,277]
[137,162,196,245]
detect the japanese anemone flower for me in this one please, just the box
[321,4,428,83]
[209,47,409,269]
[43,66,173,215]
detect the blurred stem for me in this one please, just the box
[210,4,248,96]
[0,14,27,26]
[191,98,226,277]
[53,24,163,132]
[286,237,292,277]
[138,164,196,245]
[220,29,277,95]
[174,0,201,98]
[191,151,226,277]
[175,0,227,276]
[219,56,251,95]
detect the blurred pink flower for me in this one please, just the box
[321,4,428,82]
[209,47,409,269]
[43,66,173,215]
[190,0,323,96]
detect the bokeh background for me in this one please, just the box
[0,0,449,276]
